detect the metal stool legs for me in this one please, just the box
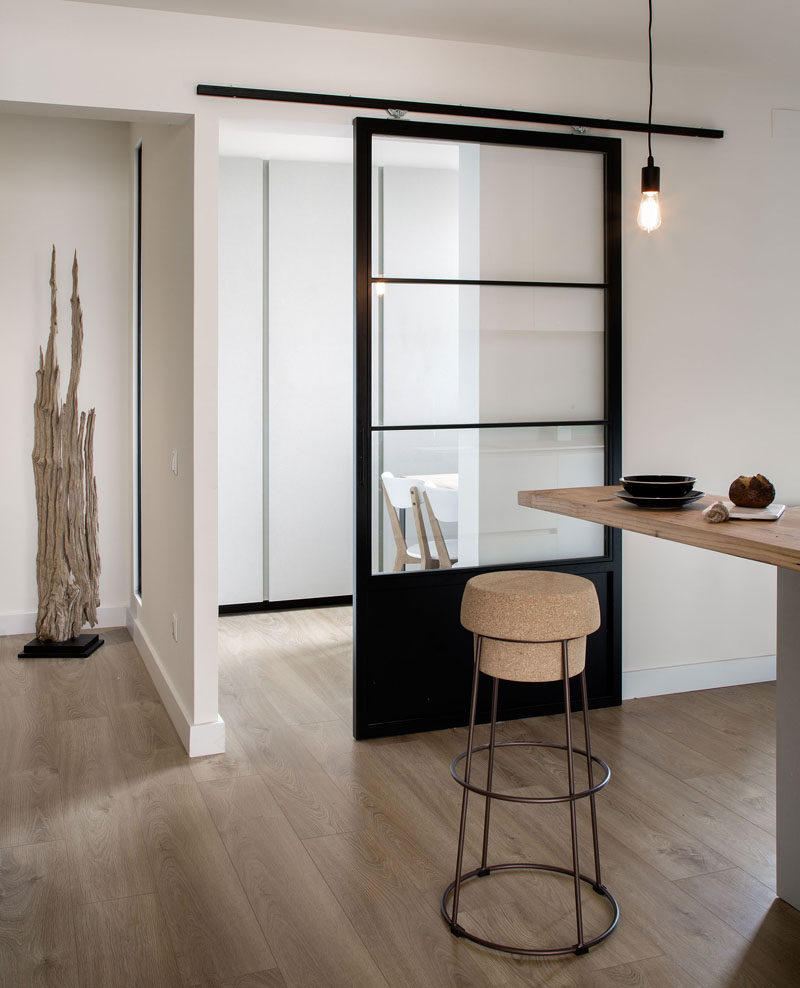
[480,674,499,873]
[580,663,604,891]
[561,640,586,950]
[441,635,619,957]
[450,635,483,926]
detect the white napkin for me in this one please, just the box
[724,501,786,521]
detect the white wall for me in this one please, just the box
[127,118,223,755]
[218,157,353,603]
[619,71,797,692]
[4,0,800,724]
[267,160,353,600]
[218,157,264,605]
[0,112,131,635]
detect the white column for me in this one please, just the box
[218,157,264,606]
[267,160,353,600]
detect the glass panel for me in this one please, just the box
[372,426,605,574]
[373,137,604,283]
[381,163,459,280]
[475,145,604,283]
[372,284,604,426]
[371,281,461,427]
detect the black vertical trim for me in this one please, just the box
[603,137,623,566]
[353,118,374,736]
[135,142,143,598]
[262,161,270,599]
[605,138,623,493]
[604,139,623,702]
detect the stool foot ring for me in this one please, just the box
[451,740,611,803]
[441,862,619,957]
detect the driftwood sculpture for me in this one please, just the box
[32,247,100,642]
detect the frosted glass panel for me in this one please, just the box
[373,284,604,426]
[475,146,604,283]
[374,138,604,284]
[372,282,460,427]
[478,287,604,422]
[372,426,605,574]
[474,427,605,566]
[378,158,460,280]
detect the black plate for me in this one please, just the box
[615,490,705,509]
[620,474,697,498]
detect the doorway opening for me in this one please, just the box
[218,124,354,612]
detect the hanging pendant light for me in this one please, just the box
[637,0,662,232]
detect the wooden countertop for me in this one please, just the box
[517,486,800,572]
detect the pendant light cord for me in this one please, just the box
[648,0,654,160]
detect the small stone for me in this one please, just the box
[703,500,730,524]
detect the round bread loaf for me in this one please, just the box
[728,474,775,508]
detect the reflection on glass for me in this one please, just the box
[372,426,605,574]
[372,284,605,427]
[379,471,459,572]
[372,138,604,283]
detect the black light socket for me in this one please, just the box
[641,155,661,193]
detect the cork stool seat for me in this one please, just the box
[441,570,619,957]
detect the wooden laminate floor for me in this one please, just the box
[1,609,799,987]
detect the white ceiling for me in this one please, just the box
[79,0,800,82]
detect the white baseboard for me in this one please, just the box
[623,653,776,700]
[0,605,129,637]
[126,609,225,758]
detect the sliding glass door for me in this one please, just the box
[354,118,621,738]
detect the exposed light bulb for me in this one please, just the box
[639,1,664,232]
[637,191,662,232]
[637,154,661,232]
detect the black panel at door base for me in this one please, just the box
[355,563,619,739]
[353,117,622,739]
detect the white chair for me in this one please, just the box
[423,482,459,569]
[380,472,447,571]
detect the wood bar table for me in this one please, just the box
[517,485,800,911]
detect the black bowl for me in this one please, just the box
[620,475,696,498]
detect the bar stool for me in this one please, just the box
[441,570,619,956]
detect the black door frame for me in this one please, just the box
[354,116,622,739]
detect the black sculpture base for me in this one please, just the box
[18,633,104,659]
